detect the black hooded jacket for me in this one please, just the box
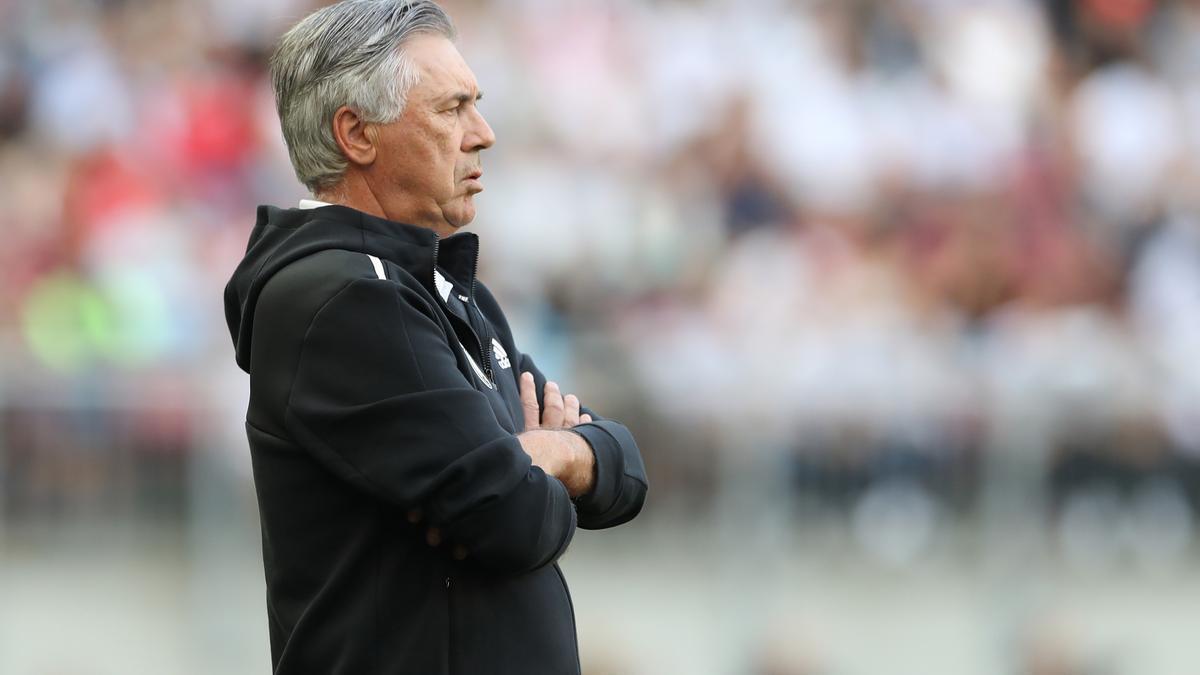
[223,203,647,675]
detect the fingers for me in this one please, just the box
[564,394,580,427]
[520,371,540,431]
[413,511,465,559]
[519,371,586,429]
[427,529,468,561]
[542,381,565,428]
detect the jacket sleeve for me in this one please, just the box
[517,353,648,530]
[282,277,575,574]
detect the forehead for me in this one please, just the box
[403,34,477,100]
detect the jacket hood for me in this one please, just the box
[224,203,478,373]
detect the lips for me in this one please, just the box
[463,170,483,194]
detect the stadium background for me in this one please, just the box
[2,0,1200,672]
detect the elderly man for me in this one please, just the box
[222,1,647,673]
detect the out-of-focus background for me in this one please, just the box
[2,0,1199,672]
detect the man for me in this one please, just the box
[222,1,648,673]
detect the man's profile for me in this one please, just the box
[222,1,648,672]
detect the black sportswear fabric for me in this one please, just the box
[223,203,647,674]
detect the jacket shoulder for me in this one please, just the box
[259,249,404,320]
[270,247,378,291]
[245,250,412,433]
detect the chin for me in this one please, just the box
[447,203,476,229]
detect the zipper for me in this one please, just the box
[433,237,494,386]
[445,575,453,675]
[466,250,495,382]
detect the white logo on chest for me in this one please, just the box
[492,339,511,370]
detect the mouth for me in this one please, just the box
[462,170,484,195]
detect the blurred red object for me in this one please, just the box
[1080,0,1156,28]
[178,75,260,173]
[61,147,162,258]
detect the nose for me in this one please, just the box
[464,106,495,152]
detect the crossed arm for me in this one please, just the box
[512,351,646,531]
[282,277,644,573]
[424,372,605,554]
[515,371,596,498]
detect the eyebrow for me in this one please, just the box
[443,91,483,106]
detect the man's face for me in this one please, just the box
[369,34,494,235]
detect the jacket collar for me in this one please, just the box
[297,202,480,299]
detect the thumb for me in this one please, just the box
[520,371,540,431]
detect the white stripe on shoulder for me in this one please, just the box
[366,254,386,280]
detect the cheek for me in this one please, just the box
[402,119,457,180]
[392,114,464,200]
[442,136,461,175]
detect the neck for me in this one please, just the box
[317,173,455,238]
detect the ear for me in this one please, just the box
[331,106,377,168]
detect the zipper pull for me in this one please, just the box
[445,577,451,589]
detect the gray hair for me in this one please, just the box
[270,0,456,192]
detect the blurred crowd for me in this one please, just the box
[2,0,1200,569]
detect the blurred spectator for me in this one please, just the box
[3,0,1200,575]
[4,2,1200,673]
